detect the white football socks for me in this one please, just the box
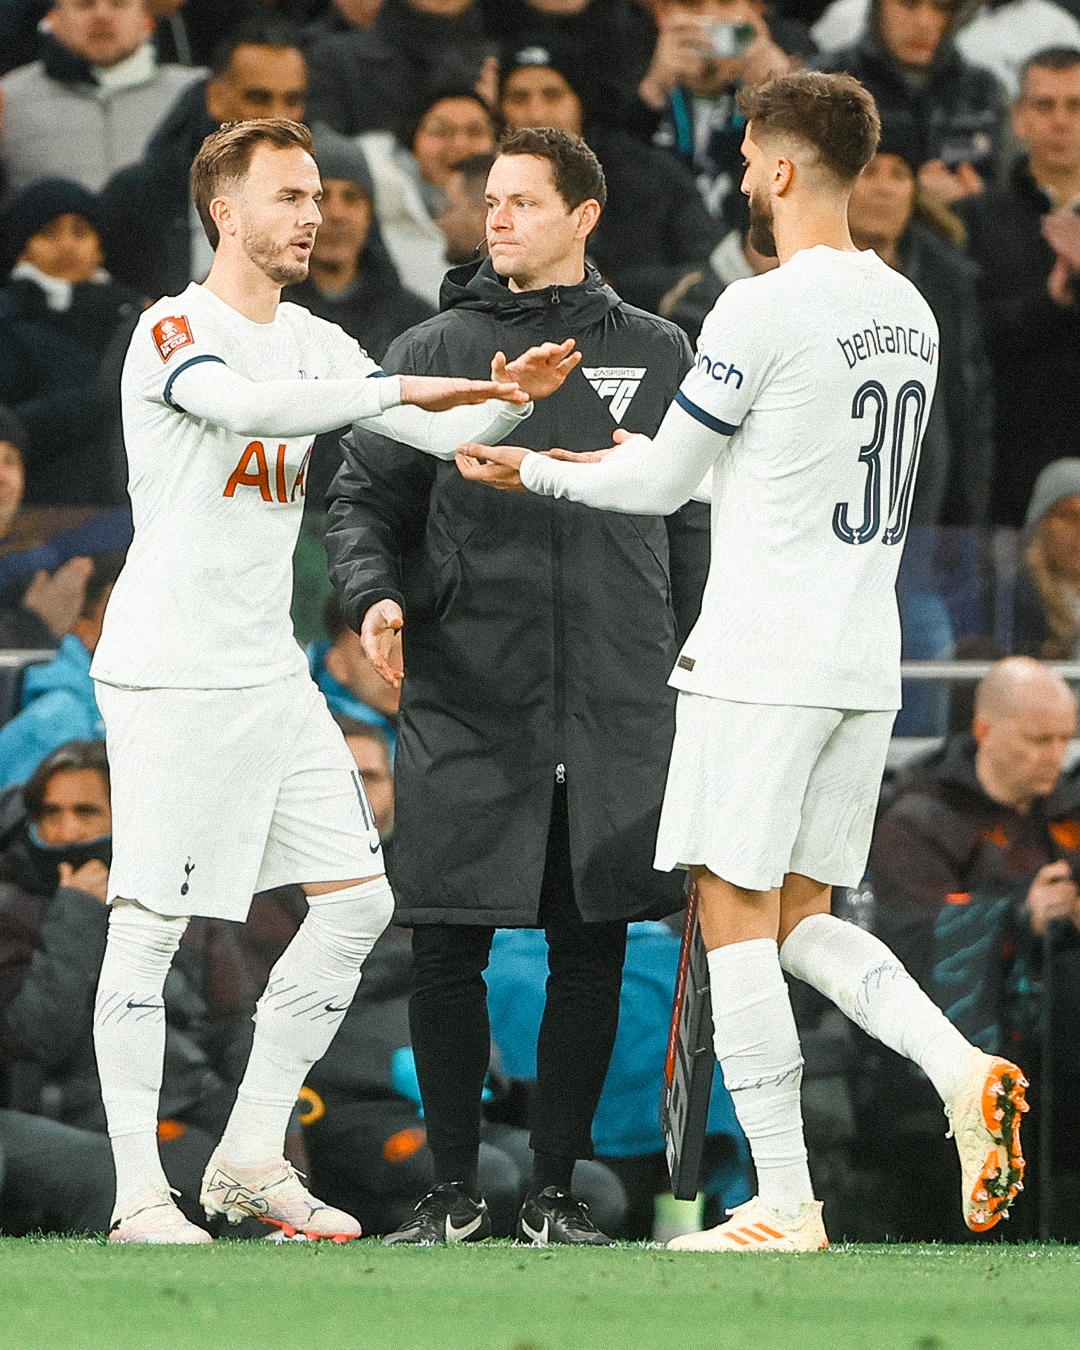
[216,876,395,1165]
[707,939,815,1219]
[780,912,978,1105]
[94,901,189,1210]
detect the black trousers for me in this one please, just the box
[409,786,628,1186]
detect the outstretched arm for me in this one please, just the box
[456,396,728,516]
[165,360,529,440]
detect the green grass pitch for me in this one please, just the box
[1,1238,1079,1350]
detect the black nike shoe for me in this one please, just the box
[382,1182,491,1246]
[516,1187,616,1246]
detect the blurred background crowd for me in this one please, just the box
[1,0,1080,1246]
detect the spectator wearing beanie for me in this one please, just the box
[0,0,203,198]
[305,0,491,138]
[499,40,720,313]
[358,89,498,305]
[817,0,1009,207]
[0,180,139,508]
[283,140,434,361]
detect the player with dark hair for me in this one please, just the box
[89,116,578,1245]
[458,70,1029,1253]
[328,125,710,1248]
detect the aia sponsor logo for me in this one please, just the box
[152,315,194,362]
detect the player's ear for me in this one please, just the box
[209,194,235,242]
[773,156,796,196]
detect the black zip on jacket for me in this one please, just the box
[326,260,710,927]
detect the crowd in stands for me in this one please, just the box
[0,0,1079,1243]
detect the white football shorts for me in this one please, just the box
[654,692,895,892]
[96,671,384,922]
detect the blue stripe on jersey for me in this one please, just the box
[674,390,739,437]
[163,353,226,410]
[367,369,390,377]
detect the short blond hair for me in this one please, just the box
[190,118,315,249]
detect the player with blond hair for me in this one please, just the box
[92,117,579,1244]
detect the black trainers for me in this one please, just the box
[516,1187,616,1246]
[382,1182,491,1246]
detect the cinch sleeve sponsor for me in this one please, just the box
[677,283,773,434]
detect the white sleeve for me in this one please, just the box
[167,358,405,436]
[359,398,534,460]
[519,400,727,515]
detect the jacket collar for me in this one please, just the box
[438,257,623,327]
[1011,155,1055,213]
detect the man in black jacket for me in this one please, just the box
[817,0,1008,206]
[957,47,1080,527]
[326,127,709,1245]
[867,657,1080,1240]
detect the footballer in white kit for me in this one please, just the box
[459,72,1029,1252]
[92,117,581,1246]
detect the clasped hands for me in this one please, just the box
[455,428,631,491]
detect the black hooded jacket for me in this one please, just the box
[96,78,217,302]
[326,260,710,927]
[818,23,1007,185]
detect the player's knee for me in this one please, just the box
[304,877,395,966]
[106,900,188,971]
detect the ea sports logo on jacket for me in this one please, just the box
[582,367,646,424]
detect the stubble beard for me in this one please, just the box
[242,222,310,286]
[747,188,778,259]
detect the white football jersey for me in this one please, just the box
[520,246,939,711]
[93,283,385,689]
[673,246,938,711]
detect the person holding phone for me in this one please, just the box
[638,0,794,225]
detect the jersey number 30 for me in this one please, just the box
[833,379,927,547]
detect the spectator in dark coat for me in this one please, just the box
[957,47,1080,527]
[846,135,993,528]
[97,17,307,300]
[0,180,138,507]
[499,41,720,313]
[867,657,1080,1240]
[818,0,1009,207]
[305,0,490,137]
[327,129,710,1238]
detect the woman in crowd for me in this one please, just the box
[359,89,499,305]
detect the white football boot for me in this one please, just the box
[945,1052,1029,1232]
[666,1196,828,1253]
[108,1187,212,1244]
[200,1149,362,1242]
